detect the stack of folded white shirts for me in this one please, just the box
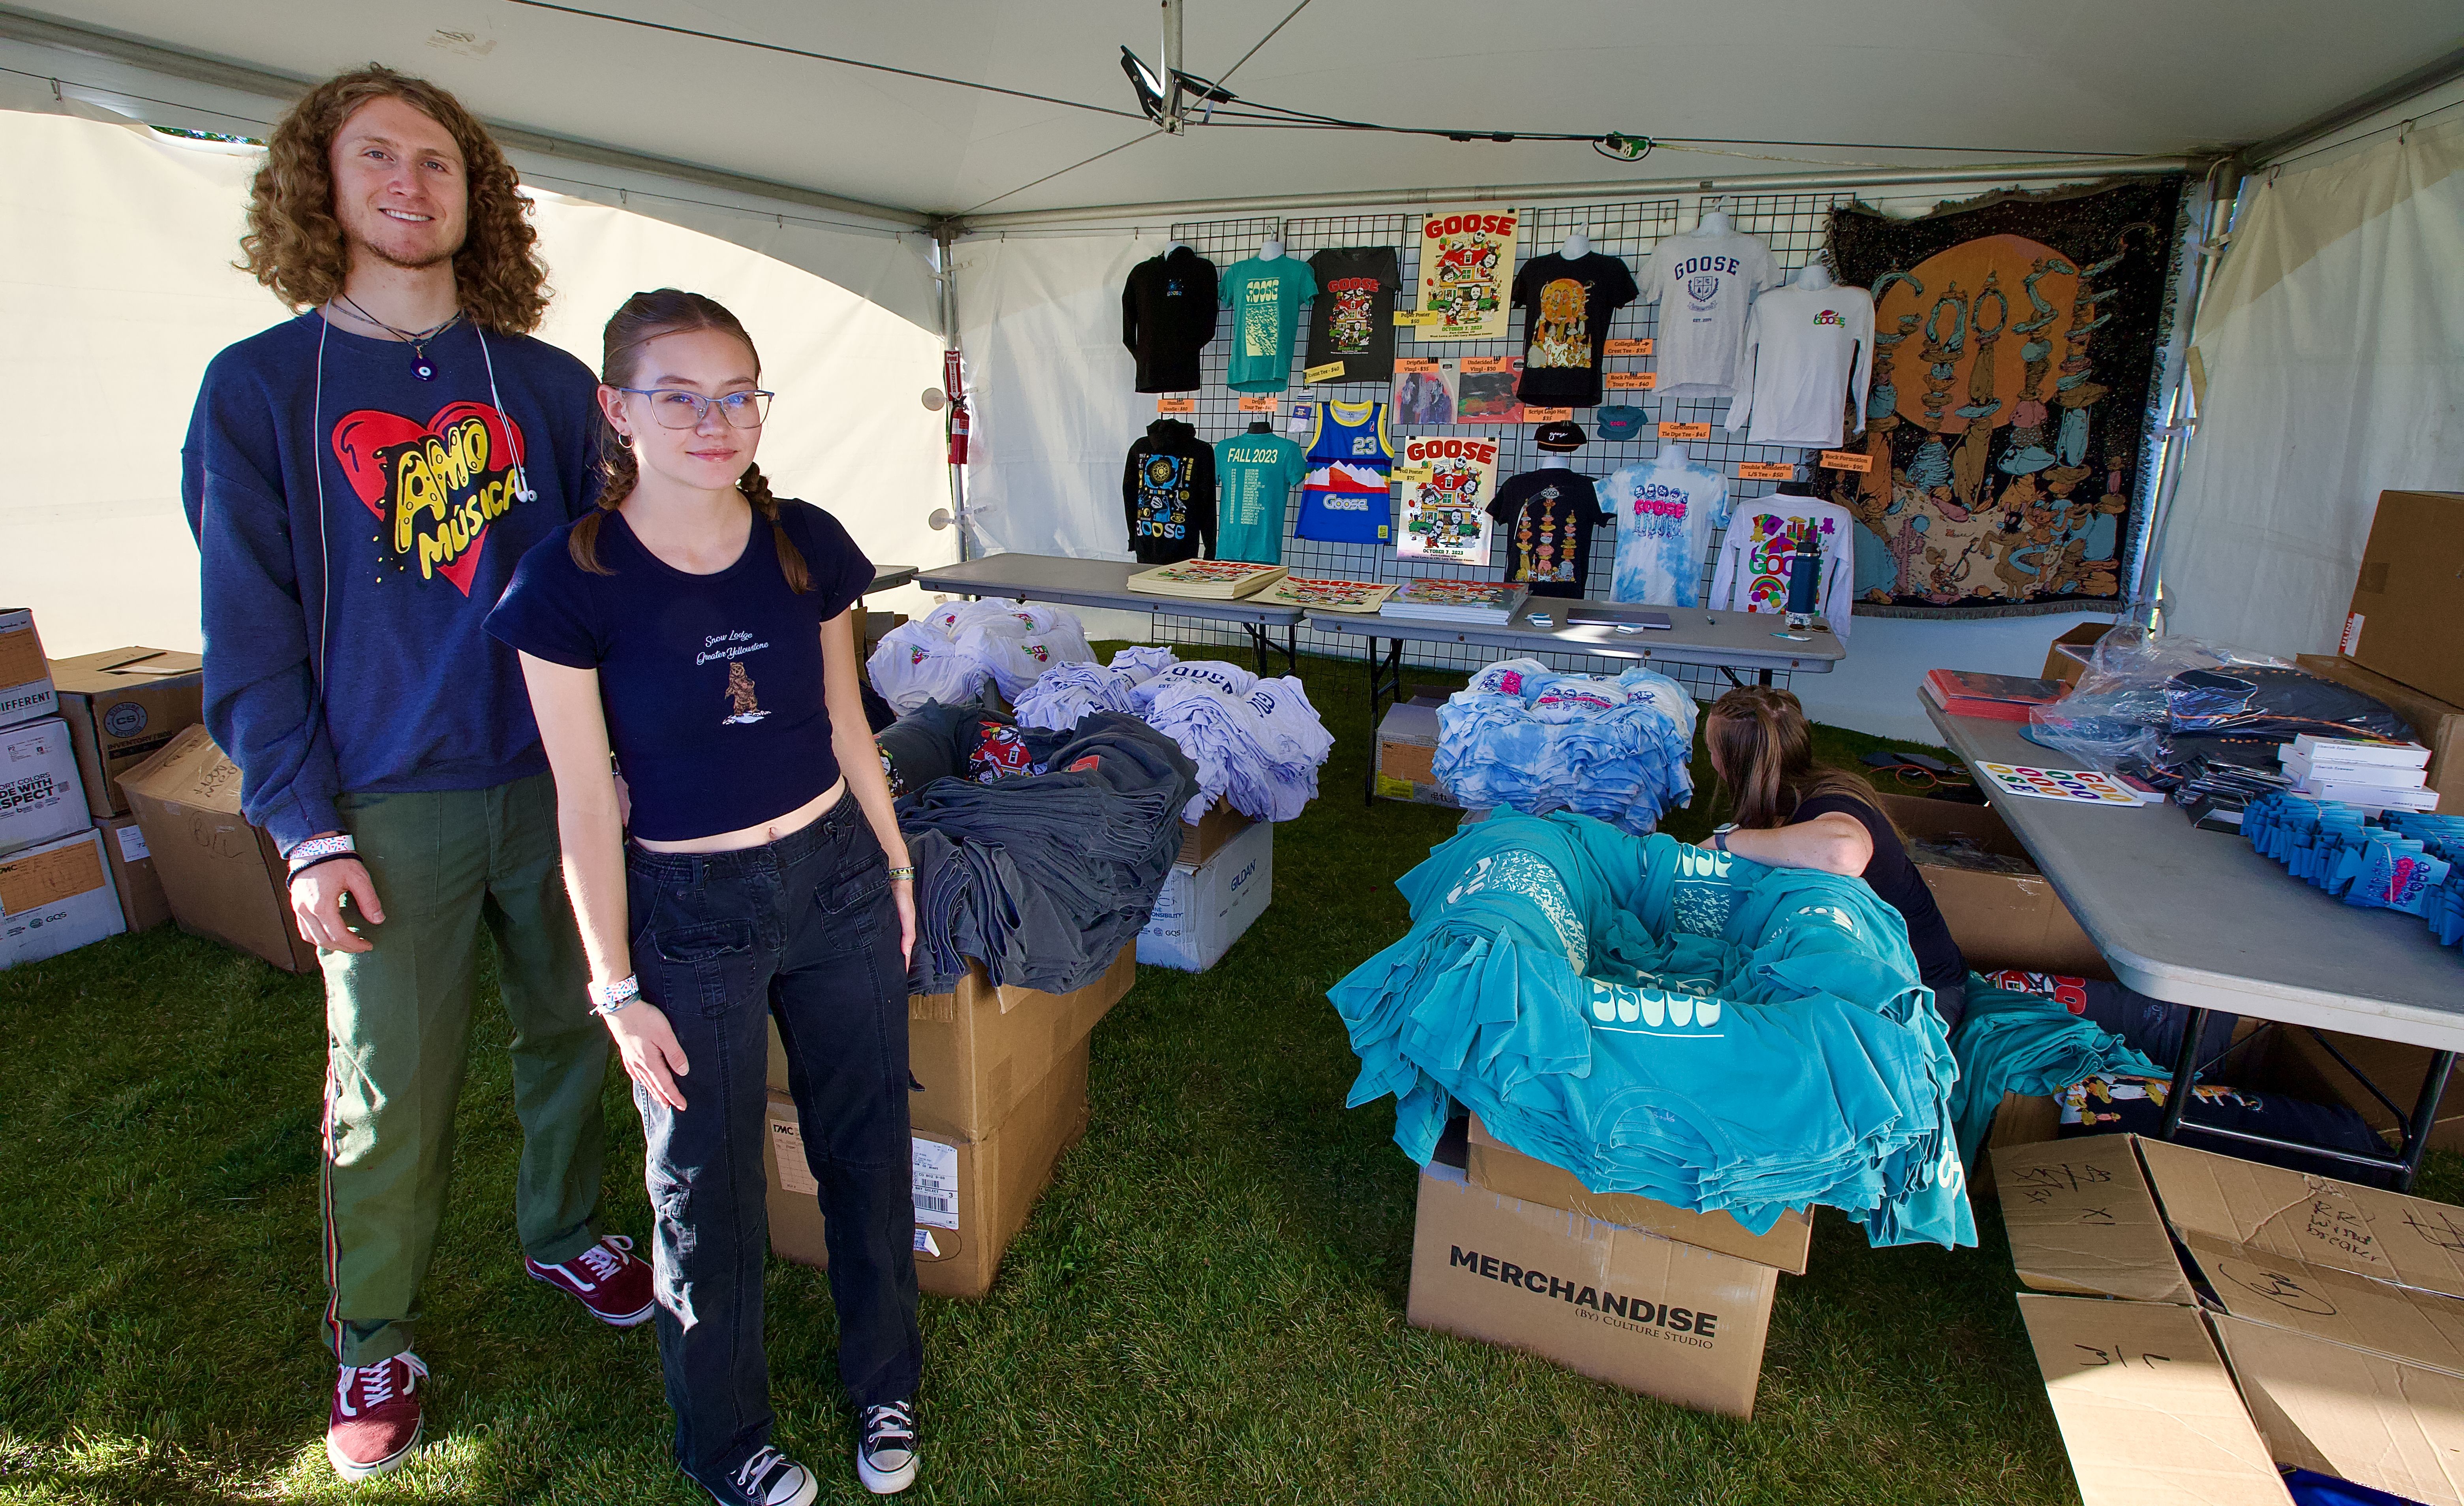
[1016,651,1335,825]
[2281,735,2439,815]
[865,598,1095,713]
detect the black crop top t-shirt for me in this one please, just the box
[486,500,873,841]
[1792,792,1968,995]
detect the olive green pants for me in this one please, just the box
[319,773,607,1365]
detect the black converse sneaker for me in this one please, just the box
[856,1400,918,1495]
[702,1445,818,1506]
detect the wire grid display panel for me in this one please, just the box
[1150,191,1854,688]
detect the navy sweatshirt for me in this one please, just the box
[181,312,601,852]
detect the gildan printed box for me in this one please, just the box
[0,609,56,729]
[51,647,204,818]
[1136,818,1271,972]
[1407,1162,1779,1419]
[764,1037,1089,1300]
[768,942,1132,1141]
[0,827,125,968]
[0,718,92,858]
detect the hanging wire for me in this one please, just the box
[958,128,1168,216]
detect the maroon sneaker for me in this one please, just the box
[326,1351,427,1481]
[526,1233,655,1326]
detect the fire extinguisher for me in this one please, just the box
[942,348,969,465]
[947,400,971,466]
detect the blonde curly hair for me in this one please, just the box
[238,64,548,333]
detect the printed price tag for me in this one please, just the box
[1156,397,1196,414]
[1459,356,1514,374]
[1819,449,1874,472]
[1604,371,1655,390]
[1392,309,1444,327]
[1658,422,1711,440]
[1523,407,1573,422]
[1604,338,1653,356]
[1236,394,1279,412]
[1303,361,1350,384]
[1738,462,1797,481]
[1390,464,1435,484]
[1394,357,1439,373]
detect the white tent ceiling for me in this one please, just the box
[7,0,2460,223]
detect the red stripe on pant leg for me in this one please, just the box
[323,1050,343,1359]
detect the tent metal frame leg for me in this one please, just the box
[1361,635,1405,805]
[1242,621,1299,678]
[2157,1007,2456,1190]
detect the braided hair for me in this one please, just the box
[568,288,810,592]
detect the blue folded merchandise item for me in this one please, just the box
[1433,658,1700,834]
[1328,810,1975,1250]
[2243,794,2464,947]
[1946,978,2159,1171]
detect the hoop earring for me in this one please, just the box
[614,432,634,449]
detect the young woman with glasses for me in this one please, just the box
[486,288,922,1503]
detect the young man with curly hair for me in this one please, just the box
[180,66,650,1482]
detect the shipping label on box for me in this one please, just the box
[0,827,126,968]
[0,718,93,858]
[0,609,56,730]
[98,814,171,932]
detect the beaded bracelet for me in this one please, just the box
[887,865,916,882]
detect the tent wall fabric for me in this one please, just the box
[0,107,952,658]
[2158,113,2464,659]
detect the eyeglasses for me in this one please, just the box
[615,387,774,429]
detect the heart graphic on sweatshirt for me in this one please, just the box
[331,401,532,596]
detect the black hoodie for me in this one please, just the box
[1122,418,1216,563]
[1122,247,1220,393]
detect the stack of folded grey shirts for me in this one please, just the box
[886,701,1198,994]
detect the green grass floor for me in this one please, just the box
[6,645,2446,1504]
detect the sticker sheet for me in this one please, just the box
[1978,761,2148,806]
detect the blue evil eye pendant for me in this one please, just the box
[412,352,437,381]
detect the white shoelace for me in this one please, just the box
[573,1234,633,1285]
[862,1401,915,1450]
[336,1351,427,1417]
[735,1445,789,1493]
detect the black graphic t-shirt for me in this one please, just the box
[1121,418,1217,564]
[1304,247,1401,384]
[1122,247,1221,393]
[485,500,873,842]
[1512,252,1640,406]
[1484,467,1612,597]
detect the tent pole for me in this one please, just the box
[936,226,971,564]
[2133,156,2244,614]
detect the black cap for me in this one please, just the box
[1535,420,1587,451]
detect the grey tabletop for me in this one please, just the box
[915,553,1306,626]
[1305,601,1846,676]
[865,566,918,594]
[1924,701,2464,1050]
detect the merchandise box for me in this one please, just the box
[0,718,93,858]
[1136,818,1272,972]
[1407,1161,1779,1419]
[49,647,204,818]
[2041,622,2111,688]
[1996,1134,2464,1505]
[97,814,172,933]
[0,827,126,969]
[1373,701,1459,807]
[1463,1115,1812,1275]
[1175,795,1251,868]
[2295,652,2463,815]
[0,608,56,729]
[2342,490,2464,707]
[1875,793,2108,978]
[117,725,319,974]
[768,942,1132,1141]
[764,1036,1090,1300]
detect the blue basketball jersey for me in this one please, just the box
[1296,400,1394,544]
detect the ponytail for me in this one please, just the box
[564,286,804,590]
[1705,685,1884,831]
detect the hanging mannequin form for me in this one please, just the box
[1247,418,1273,434]
[1164,239,1190,255]
[1258,238,1284,261]
[1692,202,1733,238]
[1561,228,1591,259]
[1794,258,1835,290]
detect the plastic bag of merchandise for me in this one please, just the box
[868,621,988,713]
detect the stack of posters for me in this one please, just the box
[1379,579,1530,626]
[1261,576,1397,614]
[1125,560,1290,600]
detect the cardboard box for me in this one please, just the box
[1175,796,1252,868]
[1136,818,1272,972]
[49,647,204,818]
[1996,1134,2464,1506]
[1407,1162,1779,1419]
[116,725,318,974]
[764,1036,1089,1300]
[0,718,93,858]
[1374,702,1459,807]
[1463,1115,1812,1275]
[2042,622,2111,688]
[0,827,126,968]
[2266,1024,2464,1154]
[2295,652,2464,815]
[1971,1092,2063,1203]
[97,814,172,933]
[0,609,56,729]
[1876,793,2108,978]
[2343,490,2464,707]
[768,942,1132,1141]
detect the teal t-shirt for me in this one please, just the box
[1220,258,1318,392]
[1213,432,1308,564]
